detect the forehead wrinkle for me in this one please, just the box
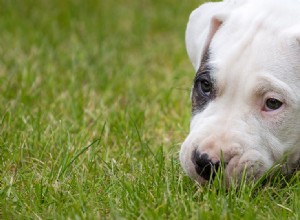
[209,38,261,99]
[206,22,296,103]
[208,10,286,98]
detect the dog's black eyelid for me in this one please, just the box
[195,71,210,82]
[197,69,210,76]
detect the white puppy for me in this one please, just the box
[180,0,300,185]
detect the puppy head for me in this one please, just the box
[181,0,300,185]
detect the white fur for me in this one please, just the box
[181,0,300,185]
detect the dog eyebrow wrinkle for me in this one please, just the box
[254,76,296,104]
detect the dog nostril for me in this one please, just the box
[192,150,220,181]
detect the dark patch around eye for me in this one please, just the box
[191,51,216,114]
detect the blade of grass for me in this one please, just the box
[58,121,106,178]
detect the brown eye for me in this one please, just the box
[200,79,212,96]
[264,98,283,111]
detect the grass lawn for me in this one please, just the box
[1,0,300,219]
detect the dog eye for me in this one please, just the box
[199,79,212,96]
[264,98,283,111]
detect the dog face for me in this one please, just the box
[180,0,300,185]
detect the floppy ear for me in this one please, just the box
[185,2,236,71]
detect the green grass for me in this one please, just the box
[1,0,300,219]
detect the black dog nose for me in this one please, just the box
[192,150,220,181]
